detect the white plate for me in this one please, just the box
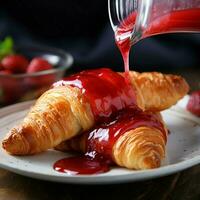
[0,97,199,184]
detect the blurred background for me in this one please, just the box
[0,0,200,106]
[1,0,200,73]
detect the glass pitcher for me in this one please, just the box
[109,0,200,45]
[108,0,200,71]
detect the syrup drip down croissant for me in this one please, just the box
[2,68,189,156]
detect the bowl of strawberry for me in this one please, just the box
[0,37,73,106]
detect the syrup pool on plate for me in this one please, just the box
[53,156,110,175]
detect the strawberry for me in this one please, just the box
[187,90,200,117]
[2,54,29,73]
[27,57,53,73]
[26,57,54,87]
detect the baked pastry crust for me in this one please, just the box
[2,71,188,155]
[2,86,94,155]
[126,71,189,111]
[56,112,167,170]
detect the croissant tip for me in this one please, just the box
[141,154,162,169]
[2,139,15,155]
[172,75,190,95]
[1,127,28,155]
[2,134,18,155]
[2,138,9,151]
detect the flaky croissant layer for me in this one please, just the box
[2,69,188,155]
[2,86,94,154]
[55,112,168,170]
[113,127,166,169]
[126,71,189,111]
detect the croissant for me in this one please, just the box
[2,86,94,155]
[125,71,189,111]
[2,68,188,155]
[55,110,168,170]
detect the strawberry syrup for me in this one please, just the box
[53,69,166,175]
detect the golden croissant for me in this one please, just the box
[125,71,189,111]
[55,111,168,170]
[2,69,189,155]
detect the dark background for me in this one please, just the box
[0,0,200,72]
[0,2,200,199]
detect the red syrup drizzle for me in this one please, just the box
[115,8,200,72]
[53,107,167,175]
[115,12,136,73]
[53,68,138,175]
[53,68,136,122]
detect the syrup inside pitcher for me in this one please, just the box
[109,0,200,72]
